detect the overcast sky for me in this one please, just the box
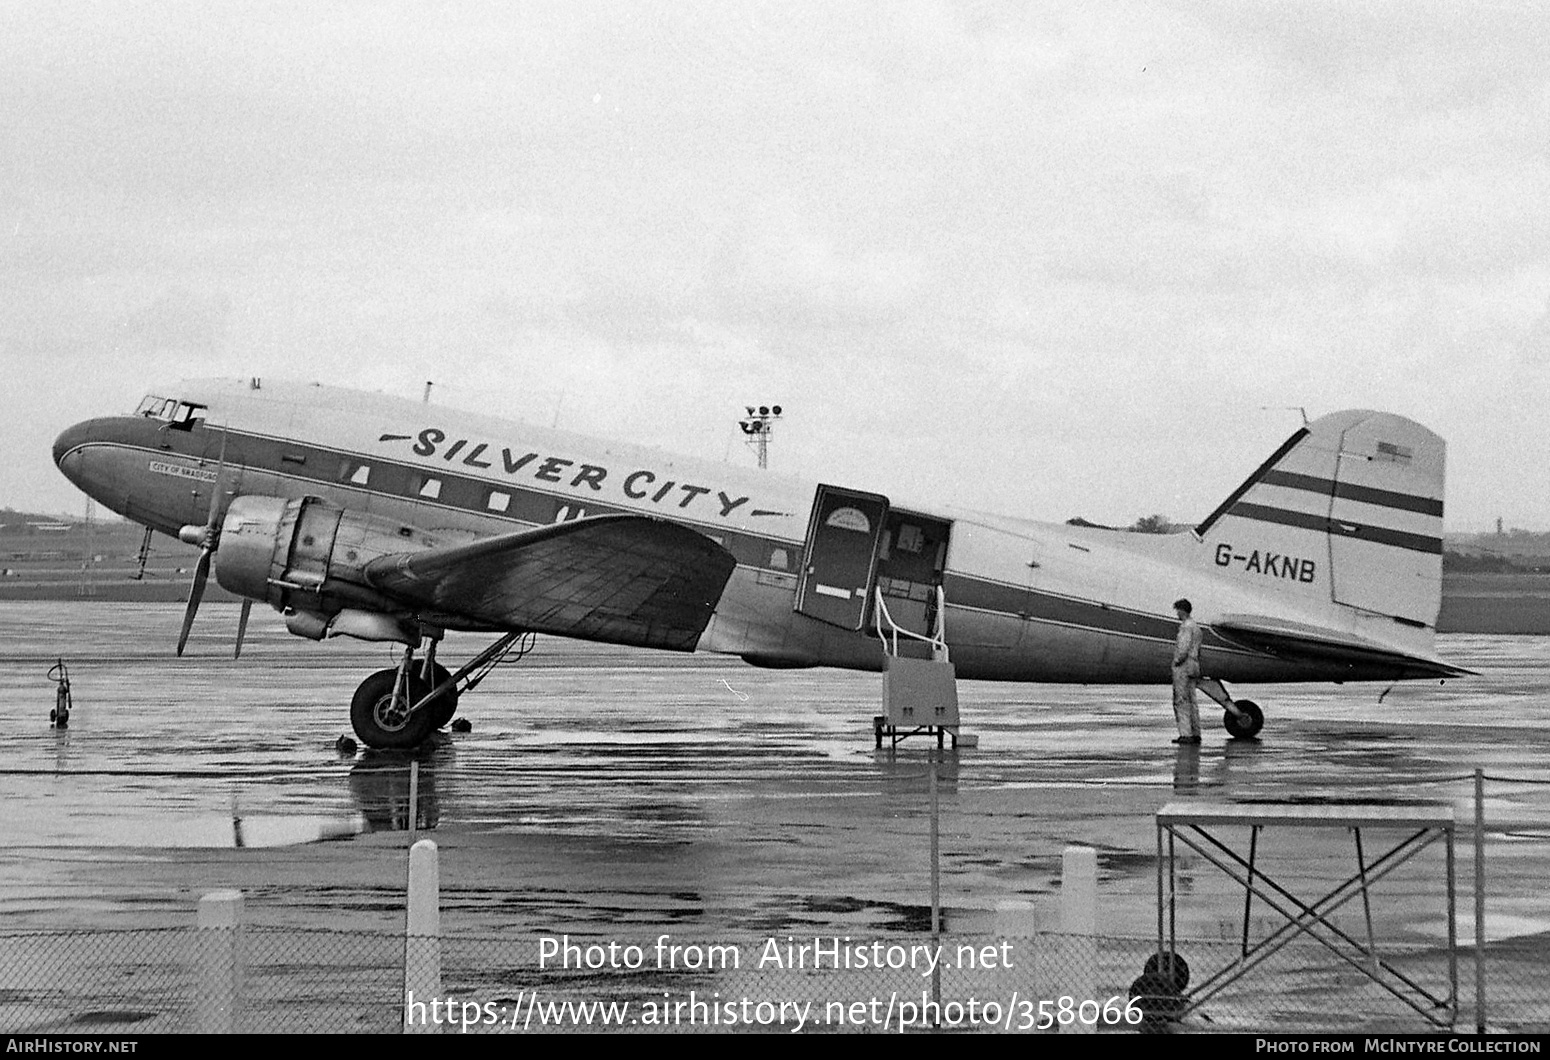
[5,1,1547,531]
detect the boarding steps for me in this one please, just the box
[874,584,962,749]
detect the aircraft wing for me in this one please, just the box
[363,515,737,651]
[1212,614,1475,679]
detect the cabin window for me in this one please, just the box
[340,461,372,486]
[416,476,443,500]
[769,548,789,571]
[486,490,511,513]
[825,507,871,533]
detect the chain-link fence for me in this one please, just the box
[6,764,1547,1035]
[3,925,1546,1033]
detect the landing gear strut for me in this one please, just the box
[347,631,530,749]
[1197,678,1264,740]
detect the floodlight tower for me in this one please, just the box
[739,404,783,469]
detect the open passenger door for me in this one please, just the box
[795,485,889,630]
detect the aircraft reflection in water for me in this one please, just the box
[349,747,441,834]
[53,379,1469,749]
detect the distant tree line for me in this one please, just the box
[1062,515,1549,569]
[1444,551,1548,574]
[1065,514,1183,534]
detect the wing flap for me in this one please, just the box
[364,515,737,651]
[1213,613,1474,679]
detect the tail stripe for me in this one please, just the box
[1229,502,1443,554]
[1194,427,1310,537]
[1259,470,1444,517]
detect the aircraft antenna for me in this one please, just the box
[423,381,433,405]
[738,404,783,469]
[1259,405,1310,426]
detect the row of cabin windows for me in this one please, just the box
[339,460,512,513]
[331,459,796,572]
[336,459,614,521]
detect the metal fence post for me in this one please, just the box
[1061,845,1097,1034]
[408,758,420,845]
[404,838,442,1034]
[929,751,941,1023]
[1475,767,1486,1034]
[196,889,244,1034]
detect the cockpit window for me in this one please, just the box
[135,396,207,431]
[136,395,174,420]
[166,401,207,432]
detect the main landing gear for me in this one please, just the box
[1196,678,1264,740]
[348,631,533,750]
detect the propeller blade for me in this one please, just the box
[205,425,230,527]
[235,598,252,660]
[181,424,232,657]
[176,547,212,656]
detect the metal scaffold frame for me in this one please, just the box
[1154,801,1458,1028]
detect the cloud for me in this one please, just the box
[112,288,232,360]
[4,1,1549,527]
[1521,295,1550,367]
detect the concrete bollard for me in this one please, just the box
[196,890,244,1034]
[1060,846,1098,1034]
[994,899,1038,1033]
[404,839,442,1034]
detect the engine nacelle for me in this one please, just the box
[215,495,445,620]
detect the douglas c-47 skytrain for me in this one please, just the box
[52,378,1469,748]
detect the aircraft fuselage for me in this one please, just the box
[52,379,1448,688]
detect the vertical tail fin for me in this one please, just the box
[1197,410,1445,629]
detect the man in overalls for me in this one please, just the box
[1171,598,1203,744]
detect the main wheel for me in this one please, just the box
[1224,699,1264,740]
[351,668,439,750]
[417,662,460,729]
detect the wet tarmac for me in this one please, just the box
[2,602,1549,956]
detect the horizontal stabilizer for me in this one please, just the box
[365,515,737,651]
[1214,613,1474,680]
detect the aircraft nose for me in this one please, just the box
[53,421,95,482]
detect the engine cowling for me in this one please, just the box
[215,495,445,620]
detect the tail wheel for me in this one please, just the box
[350,668,439,750]
[1224,699,1264,740]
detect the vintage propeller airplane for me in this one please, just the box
[52,378,1468,749]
